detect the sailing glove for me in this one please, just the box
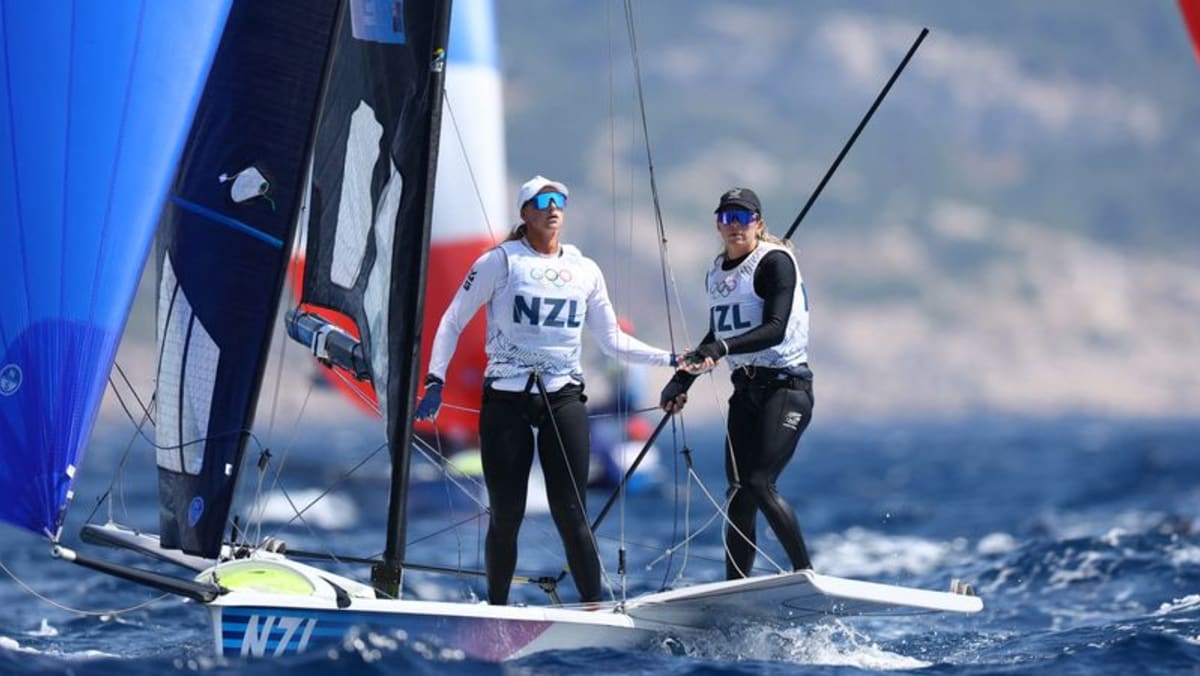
[659,371,695,413]
[415,375,444,420]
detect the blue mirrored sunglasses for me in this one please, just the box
[530,191,567,210]
[716,209,757,227]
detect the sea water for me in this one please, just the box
[1,417,1198,674]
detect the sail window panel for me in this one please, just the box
[363,161,403,419]
[180,318,219,476]
[330,102,384,289]
[155,257,218,476]
[157,259,185,473]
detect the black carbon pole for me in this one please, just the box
[784,27,929,241]
[590,411,674,533]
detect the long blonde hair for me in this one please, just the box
[756,219,792,248]
[504,222,527,242]
[720,217,794,255]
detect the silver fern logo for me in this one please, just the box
[782,411,804,430]
[0,364,22,396]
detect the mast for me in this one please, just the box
[372,0,455,598]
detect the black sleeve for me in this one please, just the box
[716,250,795,355]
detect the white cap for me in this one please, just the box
[517,175,569,209]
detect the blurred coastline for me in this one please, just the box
[103,1,1200,428]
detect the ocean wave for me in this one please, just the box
[0,635,117,661]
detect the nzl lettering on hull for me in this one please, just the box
[229,614,319,657]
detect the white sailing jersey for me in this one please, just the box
[706,241,809,371]
[429,238,672,392]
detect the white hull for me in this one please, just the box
[204,556,981,661]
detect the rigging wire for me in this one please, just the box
[604,0,638,607]
[442,90,498,245]
[622,0,680,355]
[275,484,343,566]
[619,0,712,588]
[252,376,317,547]
[427,422,470,581]
[262,440,388,535]
[0,560,170,617]
[531,373,619,602]
[90,366,156,525]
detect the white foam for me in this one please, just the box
[1154,594,1200,616]
[667,621,930,669]
[25,619,57,637]
[0,635,117,660]
[976,532,1017,555]
[1047,550,1108,589]
[1169,546,1200,567]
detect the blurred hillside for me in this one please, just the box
[492,0,1200,420]
[108,1,1199,427]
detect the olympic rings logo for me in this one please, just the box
[710,277,738,298]
[529,267,574,288]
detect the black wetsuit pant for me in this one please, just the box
[478,382,599,605]
[724,371,814,579]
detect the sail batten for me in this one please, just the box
[169,196,286,250]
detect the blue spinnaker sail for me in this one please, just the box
[0,2,232,538]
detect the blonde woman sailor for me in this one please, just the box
[661,187,814,579]
[417,176,678,605]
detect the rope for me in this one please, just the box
[410,435,489,508]
[262,440,388,537]
[0,560,170,617]
[91,367,156,525]
[689,464,785,575]
[253,379,316,545]
[622,0,682,356]
[427,422,469,577]
[532,372,618,602]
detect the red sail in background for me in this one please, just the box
[287,242,490,448]
[1183,0,1200,64]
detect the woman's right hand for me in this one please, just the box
[659,373,692,413]
[679,346,717,374]
[680,354,715,374]
[414,375,444,420]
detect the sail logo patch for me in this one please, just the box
[349,0,407,45]
[188,496,205,527]
[0,364,21,396]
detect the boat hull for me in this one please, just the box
[210,597,657,661]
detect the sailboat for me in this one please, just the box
[1,0,981,663]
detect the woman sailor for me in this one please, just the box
[660,187,814,579]
[416,175,677,605]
